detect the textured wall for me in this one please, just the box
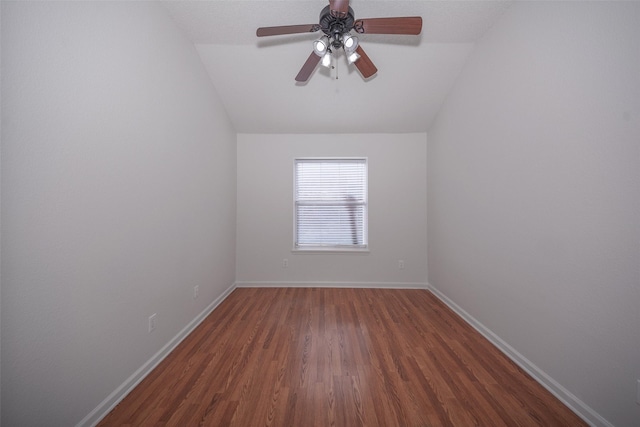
[1,2,236,425]
[237,133,427,287]
[428,2,640,426]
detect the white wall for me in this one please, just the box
[237,133,427,287]
[428,2,640,426]
[1,2,236,425]
[0,3,3,422]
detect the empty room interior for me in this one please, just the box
[1,0,639,426]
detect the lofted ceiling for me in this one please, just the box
[162,1,512,133]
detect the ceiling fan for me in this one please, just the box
[256,0,422,82]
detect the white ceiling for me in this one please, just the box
[162,1,513,133]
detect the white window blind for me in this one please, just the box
[294,158,368,250]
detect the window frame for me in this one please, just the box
[293,157,369,253]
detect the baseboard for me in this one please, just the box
[76,282,237,427]
[427,283,613,427]
[235,281,429,289]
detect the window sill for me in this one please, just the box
[292,247,370,255]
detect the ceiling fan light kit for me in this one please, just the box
[256,0,422,82]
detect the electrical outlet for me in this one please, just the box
[148,313,157,333]
[398,260,405,269]
[282,258,288,268]
[194,285,199,299]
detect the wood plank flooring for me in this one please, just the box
[98,288,587,426]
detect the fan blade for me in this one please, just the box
[353,45,377,79]
[257,24,320,37]
[295,52,322,82]
[329,0,349,18]
[353,17,422,35]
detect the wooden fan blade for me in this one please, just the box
[353,17,422,35]
[329,0,349,18]
[295,52,322,82]
[257,24,320,37]
[353,45,377,79]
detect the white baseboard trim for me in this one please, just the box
[76,282,237,427]
[235,281,429,289]
[427,283,613,427]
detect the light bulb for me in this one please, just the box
[342,34,358,53]
[313,36,330,56]
[321,52,332,68]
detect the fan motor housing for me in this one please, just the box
[319,5,355,41]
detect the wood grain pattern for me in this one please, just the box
[295,52,322,82]
[256,24,320,37]
[354,46,377,79]
[98,288,587,426]
[354,17,423,35]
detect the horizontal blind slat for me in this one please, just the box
[295,159,367,248]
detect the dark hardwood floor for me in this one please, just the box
[98,287,587,426]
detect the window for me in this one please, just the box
[294,158,368,251]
